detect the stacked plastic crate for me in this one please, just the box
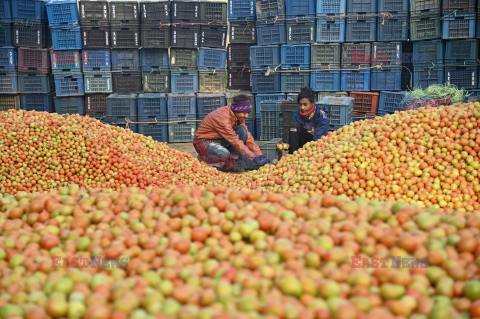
[375,0,412,116]
[313,0,346,117]
[46,0,84,114]
[139,0,171,139]
[410,0,441,41]
[2,0,48,111]
[412,40,444,88]
[0,0,19,111]
[227,0,257,137]
[109,1,140,94]
[342,0,376,93]
[168,1,198,142]
[198,1,228,93]
[253,0,284,140]
[140,1,170,95]
[79,0,111,119]
[442,0,478,90]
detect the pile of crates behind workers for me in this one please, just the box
[0,0,479,143]
[249,0,480,141]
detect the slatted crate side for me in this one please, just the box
[79,0,109,26]
[81,26,110,49]
[227,44,251,67]
[140,24,170,49]
[229,21,257,44]
[112,71,142,94]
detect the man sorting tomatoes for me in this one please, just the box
[193,95,271,172]
[286,87,330,154]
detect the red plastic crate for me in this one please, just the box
[349,91,379,115]
[18,47,50,74]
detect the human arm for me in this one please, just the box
[312,110,329,141]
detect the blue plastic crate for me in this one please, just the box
[378,91,407,115]
[82,50,111,72]
[140,49,169,72]
[138,93,168,119]
[378,0,408,12]
[310,69,341,91]
[0,72,18,93]
[442,13,476,39]
[138,120,168,143]
[316,0,346,15]
[280,44,310,70]
[256,0,285,19]
[413,65,444,88]
[254,93,286,117]
[346,16,377,42]
[170,71,199,93]
[286,18,315,44]
[54,72,84,96]
[228,0,256,21]
[251,70,281,93]
[196,93,226,116]
[377,11,409,41]
[167,93,197,119]
[346,0,377,13]
[20,94,54,112]
[259,101,281,140]
[256,21,286,45]
[46,0,79,27]
[106,93,137,123]
[445,65,478,89]
[12,0,46,23]
[0,0,12,21]
[0,47,16,71]
[54,96,85,115]
[84,72,112,93]
[372,42,402,66]
[51,27,82,50]
[198,48,227,71]
[168,121,197,143]
[0,23,13,46]
[341,70,371,91]
[286,0,315,17]
[316,16,345,42]
[371,68,402,90]
[444,39,478,64]
[245,118,256,138]
[412,40,443,64]
[111,49,140,72]
[250,45,281,70]
[18,73,52,93]
[50,50,81,73]
[281,71,310,93]
[319,96,353,131]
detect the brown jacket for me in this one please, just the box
[194,106,262,157]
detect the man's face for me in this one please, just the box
[235,112,249,121]
[299,98,314,113]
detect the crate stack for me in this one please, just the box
[227,0,257,137]
[2,0,49,111]
[253,0,285,140]
[197,1,228,94]
[0,0,19,111]
[410,0,441,41]
[46,0,84,115]
[313,0,350,130]
[79,0,111,119]
[442,0,478,90]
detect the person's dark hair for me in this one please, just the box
[233,94,251,103]
[297,87,315,104]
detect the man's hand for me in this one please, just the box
[252,155,271,167]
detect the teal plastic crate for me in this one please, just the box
[318,96,353,131]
